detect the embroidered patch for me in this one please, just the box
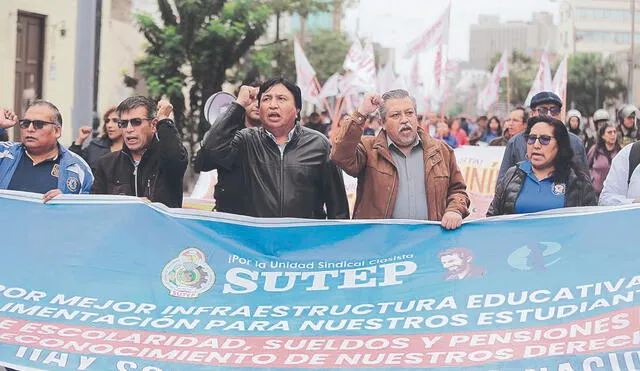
[552,183,566,196]
[66,177,79,193]
[51,164,60,177]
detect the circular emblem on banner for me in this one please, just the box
[66,177,79,193]
[552,183,566,196]
[162,248,215,298]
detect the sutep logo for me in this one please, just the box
[221,259,418,295]
[162,248,215,298]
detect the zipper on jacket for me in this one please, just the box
[279,150,284,217]
[384,175,397,217]
[133,164,139,196]
[147,179,151,198]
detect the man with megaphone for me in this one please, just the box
[195,77,349,219]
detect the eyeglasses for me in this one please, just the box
[535,107,562,116]
[18,119,59,130]
[526,134,555,145]
[117,118,154,128]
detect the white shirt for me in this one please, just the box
[599,143,640,205]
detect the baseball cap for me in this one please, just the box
[530,92,563,109]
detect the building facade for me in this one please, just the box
[0,0,148,145]
[469,12,557,70]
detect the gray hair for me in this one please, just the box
[117,96,157,118]
[377,89,417,120]
[26,99,63,125]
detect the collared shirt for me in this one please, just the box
[265,127,296,154]
[7,147,60,194]
[387,135,428,219]
[514,161,565,214]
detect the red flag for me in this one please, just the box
[403,4,450,58]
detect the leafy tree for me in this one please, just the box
[566,53,626,116]
[488,50,536,106]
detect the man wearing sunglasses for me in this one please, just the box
[0,101,93,203]
[496,91,588,184]
[91,96,188,208]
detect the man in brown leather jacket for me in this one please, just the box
[331,89,469,229]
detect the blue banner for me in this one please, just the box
[0,190,639,371]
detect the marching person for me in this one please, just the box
[587,122,620,199]
[331,89,469,229]
[489,106,528,147]
[92,96,188,208]
[195,77,349,219]
[69,106,123,173]
[0,102,93,202]
[617,104,638,147]
[194,82,262,215]
[497,92,588,183]
[487,116,596,216]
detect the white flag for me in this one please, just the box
[404,4,450,58]
[355,41,377,90]
[376,61,395,94]
[343,40,364,72]
[294,38,320,105]
[318,73,342,99]
[552,56,568,101]
[477,51,509,112]
[525,47,553,107]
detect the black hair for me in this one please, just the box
[309,112,320,119]
[486,116,502,135]
[596,122,621,153]
[27,99,63,125]
[116,96,157,118]
[525,115,576,184]
[257,78,302,121]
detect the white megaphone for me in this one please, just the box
[203,91,236,124]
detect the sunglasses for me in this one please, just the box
[535,107,562,116]
[526,134,555,145]
[117,118,154,128]
[18,119,59,130]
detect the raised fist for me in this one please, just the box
[357,93,382,116]
[0,108,18,129]
[157,100,173,120]
[236,86,260,109]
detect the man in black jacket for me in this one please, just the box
[92,96,188,208]
[195,77,349,219]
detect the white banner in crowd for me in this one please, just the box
[454,146,505,219]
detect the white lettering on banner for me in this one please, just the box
[222,261,418,294]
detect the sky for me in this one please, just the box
[343,0,559,61]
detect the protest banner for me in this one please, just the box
[0,190,639,370]
[454,146,505,219]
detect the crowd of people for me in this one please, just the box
[1,78,639,231]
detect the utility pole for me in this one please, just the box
[72,0,99,137]
[630,0,636,104]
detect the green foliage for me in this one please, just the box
[235,29,353,88]
[566,53,626,116]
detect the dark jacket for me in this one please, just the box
[195,102,349,219]
[69,137,111,173]
[497,131,588,184]
[194,119,246,215]
[487,162,597,217]
[92,119,188,208]
[331,114,470,221]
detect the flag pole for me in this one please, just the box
[506,70,511,114]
